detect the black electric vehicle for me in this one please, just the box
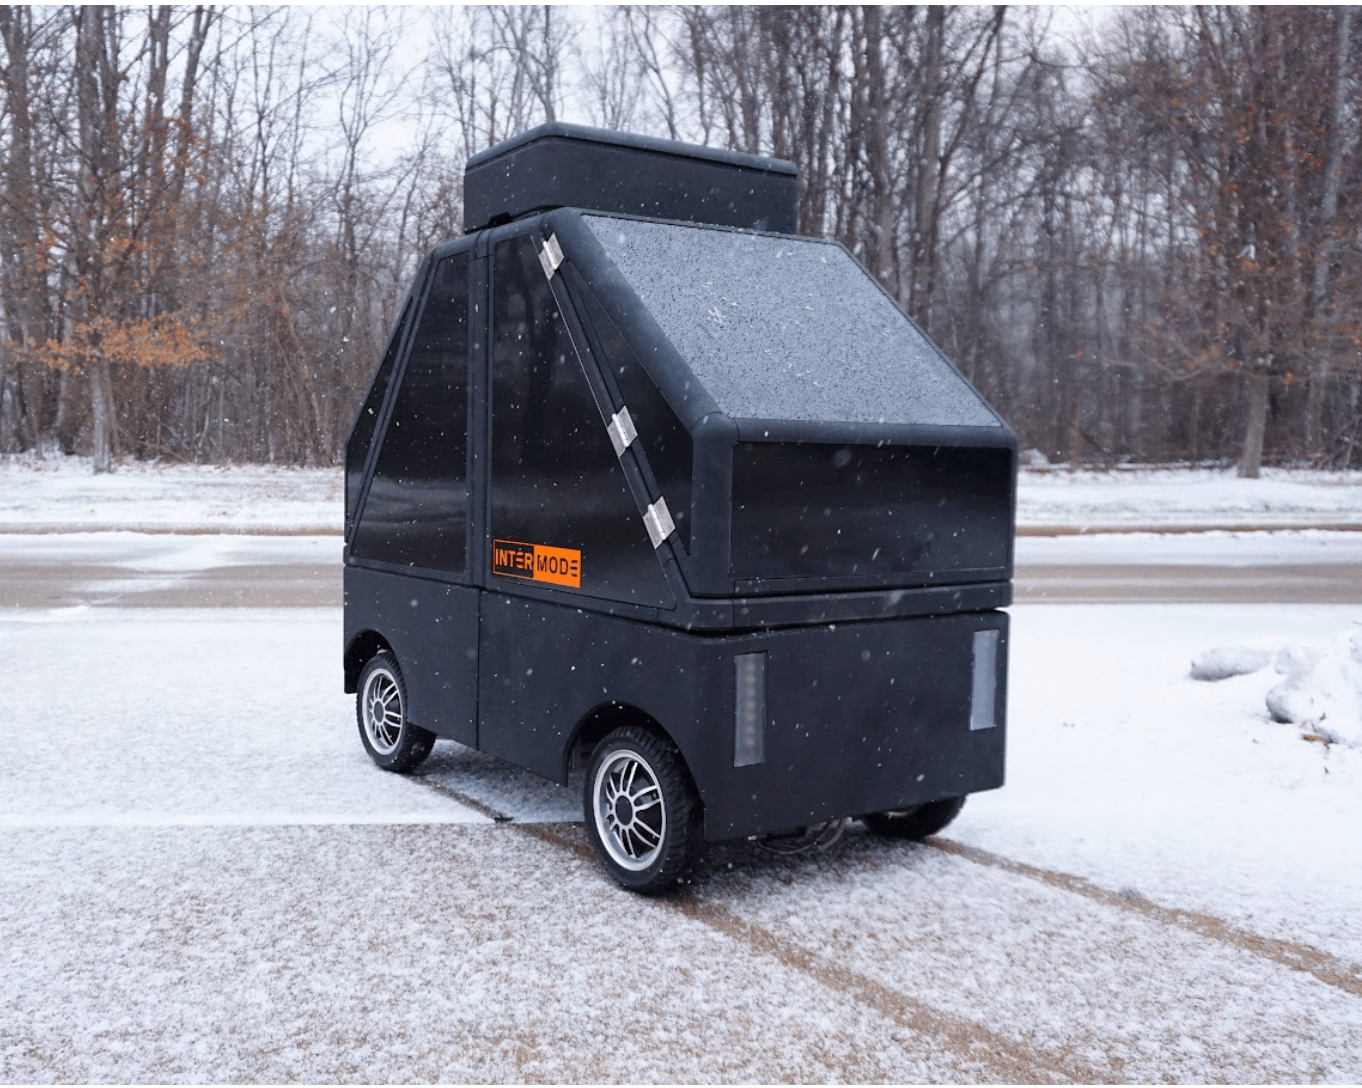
[343,123,1016,892]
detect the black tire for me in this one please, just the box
[584,726,703,894]
[356,651,435,773]
[862,796,966,840]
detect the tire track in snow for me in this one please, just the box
[514,821,1112,1084]
[410,772,514,823]
[927,836,1362,998]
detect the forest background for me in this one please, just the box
[0,5,1359,476]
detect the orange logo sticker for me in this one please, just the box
[492,539,582,588]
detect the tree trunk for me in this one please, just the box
[1304,5,1352,459]
[90,358,115,472]
[1238,370,1270,478]
[909,7,945,330]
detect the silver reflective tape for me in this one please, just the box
[538,233,565,279]
[970,629,999,731]
[734,652,767,767]
[607,406,637,456]
[642,498,675,548]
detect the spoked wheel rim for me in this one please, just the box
[361,666,403,755]
[593,748,667,872]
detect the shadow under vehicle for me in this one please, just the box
[343,123,1016,892]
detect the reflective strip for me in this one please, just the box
[734,652,767,767]
[969,629,999,730]
[642,498,675,548]
[537,233,565,279]
[607,407,637,456]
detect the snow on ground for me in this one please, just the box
[1018,465,1362,530]
[2,601,1361,1080]
[3,455,1361,533]
[0,529,339,573]
[966,603,1362,968]
[0,608,481,828]
[1016,527,1362,566]
[1,596,1359,958]
[0,457,341,533]
[3,823,1009,1084]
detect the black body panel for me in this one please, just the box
[464,122,798,234]
[344,566,479,747]
[730,441,1013,590]
[477,594,1006,840]
[487,231,675,609]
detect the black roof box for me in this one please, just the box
[463,122,799,235]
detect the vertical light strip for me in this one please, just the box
[734,652,767,766]
[970,629,999,731]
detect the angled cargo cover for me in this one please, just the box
[525,208,1017,620]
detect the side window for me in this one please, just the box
[352,253,470,573]
[345,299,410,535]
[490,233,673,608]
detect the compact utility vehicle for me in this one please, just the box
[344,123,1016,892]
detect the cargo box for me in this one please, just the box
[464,121,799,234]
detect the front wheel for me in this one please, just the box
[584,726,703,894]
[357,651,435,773]
[862,796,966,840]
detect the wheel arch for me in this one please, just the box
[565,701,690,783]
[345,630,394,694]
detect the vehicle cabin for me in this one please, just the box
[343,122,1017,892]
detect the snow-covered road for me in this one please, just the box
[3,596,1360,1081]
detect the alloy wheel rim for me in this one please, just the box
[362,668,402,754]
[593,749,666,871]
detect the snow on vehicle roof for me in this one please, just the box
[585,215,1001,429]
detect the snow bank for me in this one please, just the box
[1189,646,1272,681]
[1264,631,1362,748]
[1192,628,1362,748]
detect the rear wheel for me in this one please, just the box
[584,726,702,894]
[862,796,966,839]
[357,651,435,773]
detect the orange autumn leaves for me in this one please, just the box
[33,313,218,373]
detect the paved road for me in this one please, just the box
[2,531,1359,607]
[0,535,341,609]
[1014,562,1362,603]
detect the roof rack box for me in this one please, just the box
[463,122,799,234]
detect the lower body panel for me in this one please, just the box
[477,595,1007,842]
[344,566,479,747]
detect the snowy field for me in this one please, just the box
[0,459,343,533]
[2,457,1361,1080]
[2,455,1361,533]
[1018,465,1362,532]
